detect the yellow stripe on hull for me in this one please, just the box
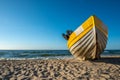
[67,16,95,48]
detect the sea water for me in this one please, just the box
[0,50,120,60]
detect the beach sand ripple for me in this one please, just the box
[0,57,120,80]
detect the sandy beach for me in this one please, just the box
[0,57,120,80]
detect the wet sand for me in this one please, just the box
[0,57,120,80]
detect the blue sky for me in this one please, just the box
[0,0,120,50]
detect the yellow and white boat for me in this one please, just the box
[65,15,108,60]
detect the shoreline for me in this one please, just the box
[0,56,120,80]
[0,55,119,60]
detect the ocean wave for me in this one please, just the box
[0,56,73,60]
[0,50,120,60]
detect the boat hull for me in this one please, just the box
[67,15,108,60]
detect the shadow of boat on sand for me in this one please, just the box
[91,57,120,65]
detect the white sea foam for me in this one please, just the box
[0,56,73,60]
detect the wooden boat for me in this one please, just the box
[63,15,108,60]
